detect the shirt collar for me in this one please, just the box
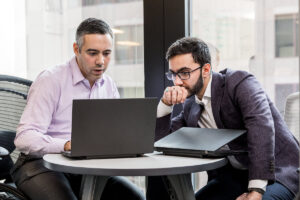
[71,56,85,85]
[195,75,212,105]
[70,56,105,87]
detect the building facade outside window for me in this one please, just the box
[115,25,144,65]
[83,0,140,6]
[191,0,299,115]
[275,14,299,58]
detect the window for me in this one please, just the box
[275,14,299,57]
[83,0,139,6]
[191,0,299,115]
[45,0,63,14]
[114,25,144,65]
[191,0,255,72]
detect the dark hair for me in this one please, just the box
[76,18,113,50]
[166,37,211,66]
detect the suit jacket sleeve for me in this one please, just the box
[230,72,275,181]
[155,110,187,141]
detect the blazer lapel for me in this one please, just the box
[211,72,225,129]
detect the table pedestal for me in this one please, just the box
[81,175,109,200]
[80,174,196,200]
[166,174,195,200]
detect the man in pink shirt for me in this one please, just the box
[11,18,145,200]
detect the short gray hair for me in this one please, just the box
[76,18,113,51]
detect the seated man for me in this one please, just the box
[147,37,299,200]
[11,18,145,200]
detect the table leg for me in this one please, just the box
[166,174,196,200]
[80,175,109,200]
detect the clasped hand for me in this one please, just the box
[161,86,189,106]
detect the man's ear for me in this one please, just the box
[73,43,79,56]
[202,63,212,77]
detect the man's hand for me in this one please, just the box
[161,86,188,106]
[236,191,263,200]
[64,141,71,151]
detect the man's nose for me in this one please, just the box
[96,54,104,66]
[173,75,183,86]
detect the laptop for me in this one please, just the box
[154,127,247,158]
[62,98,158,159]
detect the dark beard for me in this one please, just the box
[188,70,203,97]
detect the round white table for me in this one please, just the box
[43,153,227,200]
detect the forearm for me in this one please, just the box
[15,129,68,156]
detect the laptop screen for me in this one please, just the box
[70,98,158,158]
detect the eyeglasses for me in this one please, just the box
[165,66,202,81]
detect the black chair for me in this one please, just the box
[0,75,32,200]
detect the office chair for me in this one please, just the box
[283,91,300,199]
[284,92,299,141]
[0,75,32,200]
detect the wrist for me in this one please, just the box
[161,98,172,106]
[248,188,265,195]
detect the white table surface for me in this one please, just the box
[43,152,227,176]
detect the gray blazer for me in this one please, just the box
[156,69,299,195]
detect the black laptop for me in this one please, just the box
[154,127,247,158]
[62,98,158,159]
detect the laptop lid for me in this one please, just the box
[154,127,246,157]
[69,98,158,158]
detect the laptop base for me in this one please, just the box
[155,148,247,158]
[62,151,144,159]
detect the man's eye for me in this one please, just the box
[88,52,97,56]
[103,52,111,56]
[180,71,190,75]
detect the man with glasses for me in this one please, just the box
[147,37,299,200]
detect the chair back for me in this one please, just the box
[284,92,299,141]
[0,75,32,200]
[0,75,32,162]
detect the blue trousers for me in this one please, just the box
[147,164,295,200]
[263,183,295,200]
[196,164,295,200]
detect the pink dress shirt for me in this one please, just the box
[14,57,120,156]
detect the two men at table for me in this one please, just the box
[148,37,299,200]
[11,18,144,200]
[11,16,298,200]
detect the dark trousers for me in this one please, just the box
[11,154,145,200]
[147,164,295,200]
